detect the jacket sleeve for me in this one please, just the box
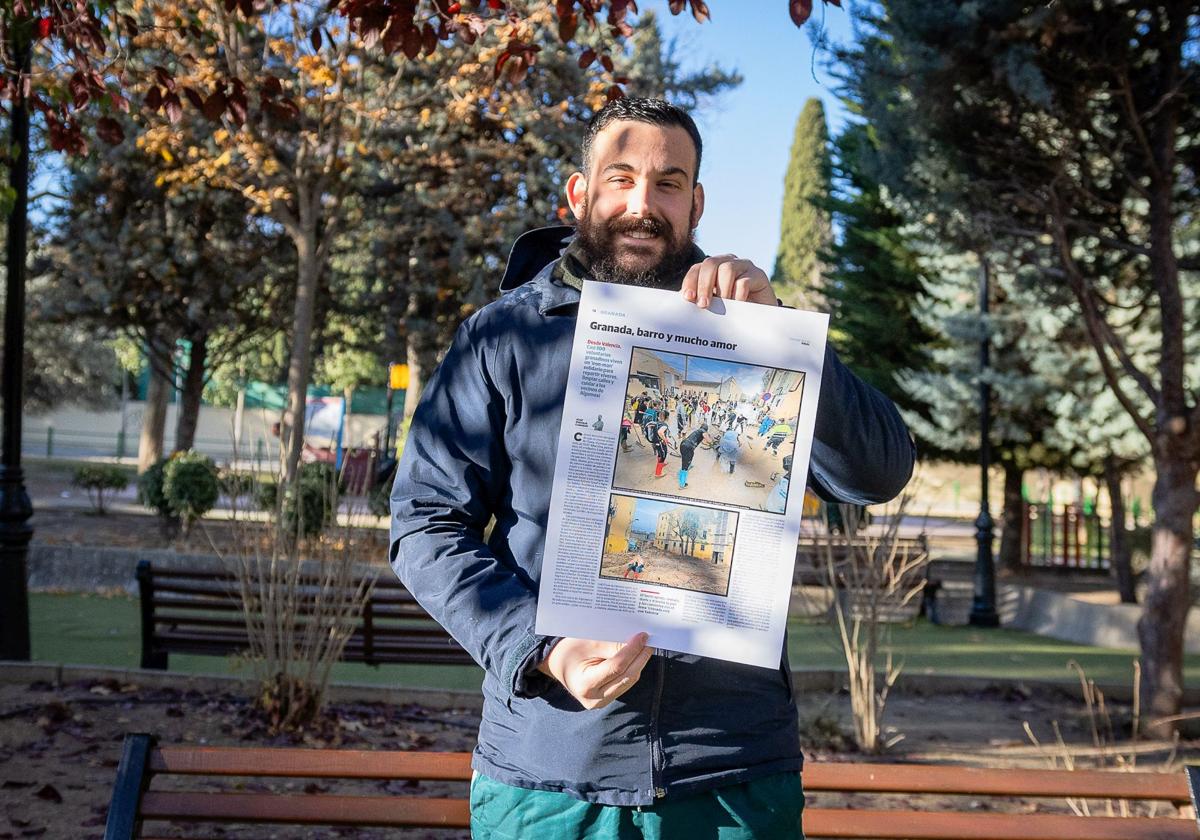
[389,316,550,698]
[807,344,916,505]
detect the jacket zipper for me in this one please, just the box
[649,653,666,799]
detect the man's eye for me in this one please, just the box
[659,182,681,190]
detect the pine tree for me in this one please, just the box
[822,123,934,419]
[843,0,1200,731]
[899,245,1072,571]
[771,98,832,309]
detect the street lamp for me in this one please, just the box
[0,25,33,660]
[970,256,1000,627]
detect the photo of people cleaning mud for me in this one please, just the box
[612,347,804,513]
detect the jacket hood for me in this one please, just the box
[499,225,574,293]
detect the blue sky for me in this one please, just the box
[647,349,771,393]
[650,1,856,272]
[628,497,679,533]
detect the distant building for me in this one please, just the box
[759,369,805,422]
[717,375,744,403]
[682,378,721,403]
[628,349,683,398]
[653,506,734,564]
[604,496,637,554]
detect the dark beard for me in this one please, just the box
[573,203,697,289]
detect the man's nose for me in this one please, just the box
[625,181,654,217]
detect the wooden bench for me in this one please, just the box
[105,736,1200,839]
[792,534,930,586]
[135,560,476,670]
[793,534,932,622]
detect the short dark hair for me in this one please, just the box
[581,97,703,183]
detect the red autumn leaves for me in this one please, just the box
[11,1,835,155]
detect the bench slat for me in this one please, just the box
[802,808,1198,839]
[804,762,1193,802]
[151,747,473,780]
[152,615,449,633]
[139,791,470,828]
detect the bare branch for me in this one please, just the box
[1049,212,1156,442]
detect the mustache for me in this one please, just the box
[607,215,671,237]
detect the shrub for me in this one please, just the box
[256,471,337,538]
[138,458,172,518]
[283,475,337,538]
[219,470,255,500]
[163,451,220,534]
[72,464,129,515]
[367,484,390,518]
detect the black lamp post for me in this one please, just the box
[969,256,1000,627]
[0,23,33,660]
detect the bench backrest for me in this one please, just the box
[106,736,1200,840]
[137,561,475,666]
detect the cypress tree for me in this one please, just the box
[771,98,832,309]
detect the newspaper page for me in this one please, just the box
[534,281,828,668]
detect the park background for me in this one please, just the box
[0,0,1198,835]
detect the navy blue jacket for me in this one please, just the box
[390,227,915,806]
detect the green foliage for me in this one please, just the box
[771,98,833,309]
[72,464,129,515]
[138,458,173,520]
[163,452,220,531]
[367,484,391,518]
[283,474,338,538]
[256,464,339,537]
[822,123,936,425]
[255,480,279,513]
[218,470,256,500]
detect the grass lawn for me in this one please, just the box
[29,591,1200,693]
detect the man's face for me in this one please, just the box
[566,121,705,288]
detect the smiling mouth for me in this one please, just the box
[621,231,660,240]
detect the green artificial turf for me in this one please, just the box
[29,591,1198,692]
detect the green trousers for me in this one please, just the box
[469,770,805,839]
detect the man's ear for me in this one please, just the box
[565,171,588,220]
[690,182,705,230]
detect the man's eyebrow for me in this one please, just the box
[601,162,690,180]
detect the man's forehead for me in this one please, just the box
[588,120,697,179]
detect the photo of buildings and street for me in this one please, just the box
[612,347,804,512]
[599,495,739,596]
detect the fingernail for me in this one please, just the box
[699,297,708,308]
[684,289,696,301]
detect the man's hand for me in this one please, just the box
[537,632,654,710]
[681,255,777,309]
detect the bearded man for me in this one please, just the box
[390,97,915,838]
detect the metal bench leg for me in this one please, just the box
[136,561,167,670]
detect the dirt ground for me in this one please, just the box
[1,677,1194,838]
[600,547,733,596]
[614,423,797,511]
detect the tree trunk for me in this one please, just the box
[1104,455,1136,604]
[998,461,1024,572]
[137,347,172,474]
[401,293,426,424]
[280,219,321,484]
[1137,448,1199,739]
[173,334,208,453]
